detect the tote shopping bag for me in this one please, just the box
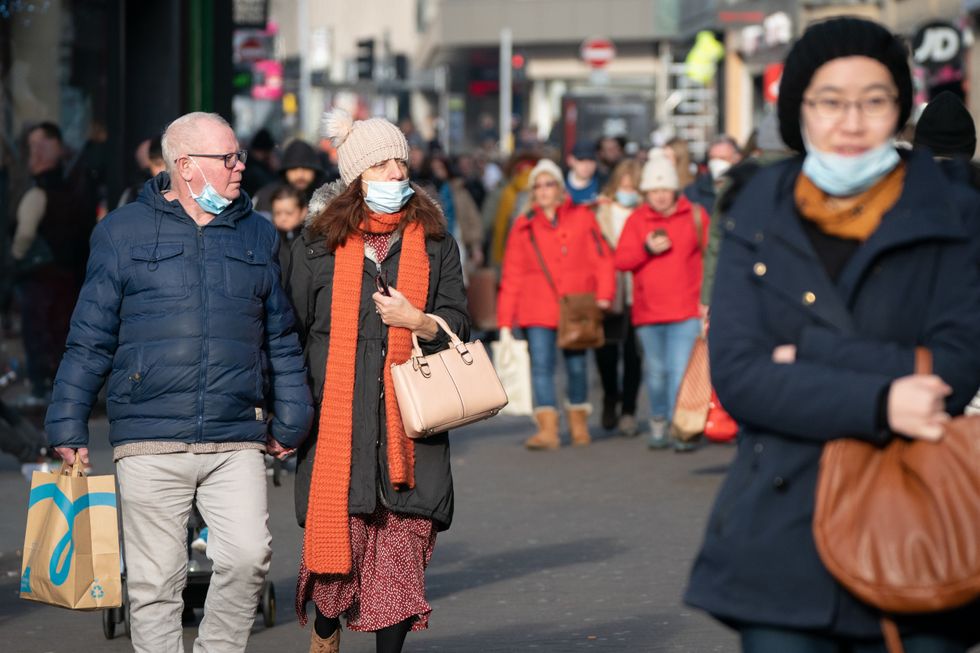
[20,459,121,610]
[671,334,712,442]
[490,329,533,416]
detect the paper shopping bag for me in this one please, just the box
[491,330,533,416]
[20,459,121,610]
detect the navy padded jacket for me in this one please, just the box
[45,174,313,449]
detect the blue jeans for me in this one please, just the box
[635,318,701,420]
[525,327,588,408]
[740,626,966,653]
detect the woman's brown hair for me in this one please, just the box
[600,159,643,199]
[309,178,446,251]
[666,137,695,188]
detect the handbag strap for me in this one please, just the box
[692,204,705,254]
[527,226,560,299]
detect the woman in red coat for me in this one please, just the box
[615,150,709,451]
[497,159,616,449]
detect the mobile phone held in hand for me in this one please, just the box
[375,272,391,297]
[653,228,667,238]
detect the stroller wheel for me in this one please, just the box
[259,581,276,628]
[102,607,116,639]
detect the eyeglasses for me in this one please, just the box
[375,271,391,297]
[182,150,248,169]
[803,94,898,121]
[532,180,559,190]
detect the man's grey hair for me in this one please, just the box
[161,112,232,176]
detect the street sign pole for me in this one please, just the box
[500,27,513,155]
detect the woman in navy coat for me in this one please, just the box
[685,18,980,652]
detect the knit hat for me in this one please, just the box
[778,17,912,153]
[639,151,679,191]
[527,159,565,191]
[914,91,977,158]
[322,108,410,185]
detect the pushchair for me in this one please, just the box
[102,500,277,638]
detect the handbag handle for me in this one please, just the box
[915,347,932,375]
[407,314,474,377]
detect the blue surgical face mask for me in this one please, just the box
[801,137,901,196]
[615,190,639,207]
[186,158,232,214]
[364,179,415,214]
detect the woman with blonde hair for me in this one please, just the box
[593,159,644,435]
[665,136,695,189]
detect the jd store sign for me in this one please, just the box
[912,21,965,97]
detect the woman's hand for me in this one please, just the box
[373,287,438,339]
[645,232,672,255]
[772,344,797,364]
[887,374,952,441]
[596,299,612,311]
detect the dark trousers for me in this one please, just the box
[17,269,78,397]
[593,312,642,416]
[740,626,966,653]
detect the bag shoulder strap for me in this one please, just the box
[527,225,559,297]
[692,204,705,254]
[915,347,933,375]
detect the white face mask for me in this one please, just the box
[708,158,733,180]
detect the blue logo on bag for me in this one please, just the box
[27,483,116,587]
[20,566,31,593]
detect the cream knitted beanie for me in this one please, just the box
[526,159,565,192]
[640,150,679,192]
[322,108,410,185]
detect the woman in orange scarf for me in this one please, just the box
[288,109,469,653]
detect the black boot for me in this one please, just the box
[601,395,618,431]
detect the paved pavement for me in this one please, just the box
[0,401,740,652]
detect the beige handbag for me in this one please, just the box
[391,314,509,438]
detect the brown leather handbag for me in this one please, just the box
[813,348,980,651]
[528,229,604,351]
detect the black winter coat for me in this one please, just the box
[287,183,470,531]
[685,150,980,639]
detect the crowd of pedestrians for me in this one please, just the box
[4,13,980,653]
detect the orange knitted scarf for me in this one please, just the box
[304,210,430,574]
[795,163,906,241]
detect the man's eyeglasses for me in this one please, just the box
[375,271,391,297]
[803,95,898,121]
[182,150,248,169]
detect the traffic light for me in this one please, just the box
[356,38,375,81]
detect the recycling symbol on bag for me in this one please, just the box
[90,582,105,599]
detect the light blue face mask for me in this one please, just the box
[801,139,901,197]
[615,190,639,207]
[364,179,415,214]
[186,158,232,214]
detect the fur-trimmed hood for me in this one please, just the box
[305,179,445,228]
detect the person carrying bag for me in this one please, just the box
[496,159,615,450]
[684,17,980,653]
[20,458,121,611]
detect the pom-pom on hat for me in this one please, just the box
[322,108,410,185]
[778,17,912,153]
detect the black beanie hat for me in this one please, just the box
[778,17,913,153]
[913,91,977,158]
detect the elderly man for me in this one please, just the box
[45,112,313,653]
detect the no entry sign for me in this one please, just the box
[581,38,616,68]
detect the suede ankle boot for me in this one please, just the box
[310,628,340,653]
[567,404,593,446]
[525,407,560,450]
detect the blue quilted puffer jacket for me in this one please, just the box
[45,174,313,449]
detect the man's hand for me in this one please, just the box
[54,447,89,466]
[265,434,295,460]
